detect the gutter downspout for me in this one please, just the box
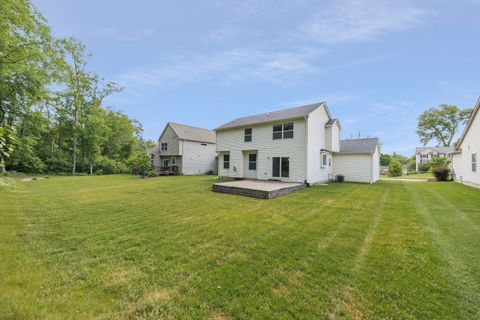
[304,115,309,185]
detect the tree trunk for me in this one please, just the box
[0,155,5,173]
[72,108,78,175]
[89,161,93,175]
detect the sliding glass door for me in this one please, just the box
[272,157,289,178]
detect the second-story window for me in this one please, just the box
[244,128,252,142]
[273,122,294,140]
[161,142,168,151]
[273,124,283,139]
[283,122,294,138]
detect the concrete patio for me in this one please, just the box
[212,180,305,199]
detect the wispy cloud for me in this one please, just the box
[119,48,320,86]
[302,0,430,43]
[118,0,430,87]
[95,26,157,42]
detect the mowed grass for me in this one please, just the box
[1,176,479,319]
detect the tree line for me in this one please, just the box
[0,0,152,175]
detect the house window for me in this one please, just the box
[272,122,294,140]
[472,153,477,172]
[161,142,168,151]
[273,124,283,140]
[329,158,331,166]
[223,154,230,169]
[162,159,170,167]
[248,154,257,170]
[272,157,289,178]
[420,154,428,163]
[283,122,294,139]
[244,128,252,142]
[150,154,155,167]
[171,157,176,165]
[322,154,328,167]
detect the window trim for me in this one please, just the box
[223,154,230,169]
[472,153,477,173]
[161,142,168,151]
[321,153,328,168]
[171,157,176,165]
[244,128,252,142]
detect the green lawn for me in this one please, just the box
[1,175,479,319]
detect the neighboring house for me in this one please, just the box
[215,102,380,184]
[150,122,217,175]
[451,97,480,188]
[415,147,454,171]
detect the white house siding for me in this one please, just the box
[181,140,217,175]
[372,146,380,182]
[331,123,340,152]
[452,153,465,183]
[333,153,374,183]
[306,107,331,183]
[453,109,480,187]
[159,125,181,156]
[216,119,307,182]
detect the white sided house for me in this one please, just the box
[150,122,217,175]
[215,103,380,185]
[451,97,480,188]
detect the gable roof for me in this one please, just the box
[215,102,328,131]
[416,146,454,154]
[339,138,379,154]
[162,122,216,144]
[455,97,480,151]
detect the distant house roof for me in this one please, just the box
[215,102,329,131]
[339,138,379,154]
[454,96,480,151]
[167,122,216,144]
[415,146,454,154]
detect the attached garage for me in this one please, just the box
[333,138,380,184]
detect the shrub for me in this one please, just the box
[147,171,158,178]
[418,162,431,173]
[96,157,129,174]
[430,157,450,169]
[407,159,416,172]
[432,166,450,181]
[388,160,403,177]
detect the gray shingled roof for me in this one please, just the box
[168,122,216,144]
[215,102,326,131]
[415,146,454,154]
[339,138,379,154]
[325,118,337,126]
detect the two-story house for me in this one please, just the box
[150,122,217,175]
[215,102,380,184]
[415,146,454,172]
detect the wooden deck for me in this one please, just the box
[212,180,305,199]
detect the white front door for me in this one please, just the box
[244,153,257,179]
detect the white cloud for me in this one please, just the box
[119,48,320,86]
[301,0,429,43]
[95,26,157,42]
[117,0,430,87]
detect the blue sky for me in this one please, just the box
[34,0,479,155]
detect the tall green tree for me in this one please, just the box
[0,0,58,171]
[417,104,473,147]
